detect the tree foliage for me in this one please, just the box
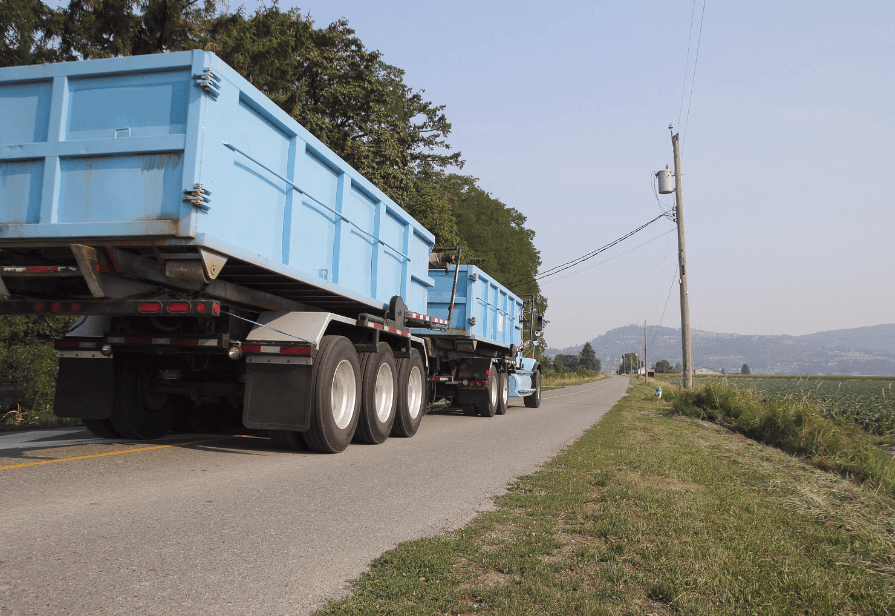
[741,363,751,375]
[579,342,599,372]
[654,359,674,374]
[618,352,642,375]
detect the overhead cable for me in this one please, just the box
[538,228,677,286]
[507,213,670,289]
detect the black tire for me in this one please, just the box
[82,418,119,439]
[496,371,509,416]
[109,356,178,440]
[354,343,397,444]
[461,403,478,417]
[392,349,426,437]
[269,429,307,451]
[479,370,499,417]
[524,370,542,408]
[302,336,361,453]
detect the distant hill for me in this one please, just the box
[546,324,895,376]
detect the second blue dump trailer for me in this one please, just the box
[0,51,542,453]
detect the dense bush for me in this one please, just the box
[0,314,79,430]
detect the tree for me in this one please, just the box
[553,356,565,374]
[579,342,597,371]
[654,359,673,374]
[741,363,751,375]
[618,352,642,375]
[0,0,65,67]
[555,354,579,372]
[673,362,683,373]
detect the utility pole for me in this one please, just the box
[644,320,648,384]
[670,126,693,388]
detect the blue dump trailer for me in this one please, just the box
[0,51,542,452]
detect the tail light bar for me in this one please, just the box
[241,344,312,356]
[0,299,222,317]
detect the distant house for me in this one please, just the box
[694,367,722,375]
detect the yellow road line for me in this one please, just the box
[543,380,612,400]
[0,436,242,471]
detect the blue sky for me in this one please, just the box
[50,0,894,348]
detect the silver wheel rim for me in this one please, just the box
[374,361,395,423]
[501,375,508,406]
[331,359,357,430]
[489,372,498,407]
[407,366,423,419]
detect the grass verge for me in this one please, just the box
[667,378,895,494]
[316,378,895,615]
[1,406,80,432]
[543,373,607,390]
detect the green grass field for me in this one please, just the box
[657,375,895,436]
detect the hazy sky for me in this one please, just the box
[238,0,891,349]
[56,0,895,348]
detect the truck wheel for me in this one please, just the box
[269,429,307,451]
[524,371,542,408]
[302,336,361,453]
[82,418,119,439]
[392,349,426,437]
[109,356,178,440]
[478,371,499,417]
[496,372,509,415]
[354,343,397,444]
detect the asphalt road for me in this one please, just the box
[0,376,629,615]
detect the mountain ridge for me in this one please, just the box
[545,324,895,375]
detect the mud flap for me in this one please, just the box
[243,363,313,431]
[54,357,115,419]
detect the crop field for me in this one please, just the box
[660,375,895,435]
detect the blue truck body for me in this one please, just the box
[0,52,543,450]
[0,50,434,315]
[415,265,524,349]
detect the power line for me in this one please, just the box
[538,228,676,286]
[651,263,679,348]
[682,0,707,147]
[507,213,668,289]
[677,0,699,129]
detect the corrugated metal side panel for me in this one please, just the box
[0,51,437,315]
[198,54,435,314]
[420,265,524,348]
[0,51,202,240]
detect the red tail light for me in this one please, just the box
[33,302,43,311]
[166,302,190,313]
[280,346,311,355]
[196,303,207,313]
[51,302,62,312]
[138,302,162,313]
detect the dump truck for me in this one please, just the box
[0,51,542,453]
